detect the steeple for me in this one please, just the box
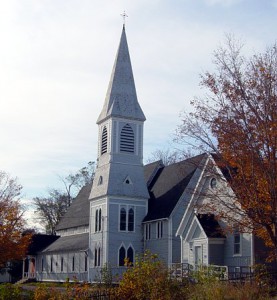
[97,26,146,124]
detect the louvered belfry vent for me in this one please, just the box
[120,124,135,153]
[101,126,108,155]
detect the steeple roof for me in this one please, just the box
[97,26,146,124]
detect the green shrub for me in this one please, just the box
[116,251,186,300]
[0,284,25,300]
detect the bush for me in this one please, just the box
[0,284,26,300]
[116,250,186,300]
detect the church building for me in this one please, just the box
[23,25,262,282]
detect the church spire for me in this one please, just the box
[97,26,146,124]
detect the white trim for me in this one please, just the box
[168,218,172,265]
[106,199,109,265]
[142,217,168,224]
[184,215,207,244]
[176,155,210,236]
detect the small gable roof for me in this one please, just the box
[55,182,92,231]
[42,233,88,253]
[197,214,225,238]
[143,154,206,222]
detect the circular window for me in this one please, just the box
[210,178,217,189]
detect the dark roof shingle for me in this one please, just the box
[143,154,206,222]
[42,233,89,253]
[55,182,92,231]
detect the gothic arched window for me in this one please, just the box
[95,208,102,232]
[94,248,98,267]
[120,124,134,153]
[94,248,101,267]
[98,208,102,232]
[128,208,134,231]
[101,126,108,155]
[127,246,134,265]
[119,246,126,266]
[95,209,99,232]
[120,207,126,231]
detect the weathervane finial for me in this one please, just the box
[120,10,128,27]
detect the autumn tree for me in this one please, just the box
[34,161,95,234]
[176,37,277,261]
[0,171,31,268]
[146,148,192,166]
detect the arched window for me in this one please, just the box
[94,248,101,267]
[128,208,134,231]
[95,208,102,232]
[94,248,98,267]
[98,176,103,185]
[119,246,126,266]
[127,247,134,265]
[98,208,102,232]
[120,208,126,231]
[98,248,101,267]
[95,209,99,232]
[120,124,134,153]
[101,126,108,155]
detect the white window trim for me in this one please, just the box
[233,232,242,256]
[118,205,136,233]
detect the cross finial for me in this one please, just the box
[120,10,128,27]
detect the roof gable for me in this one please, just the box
[55,182,92,231]
[143,154,206,222]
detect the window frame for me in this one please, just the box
[127,246,134,266]
[95,207,102,233]
[101,126,108,155]
[120,123,135,154]
[233,229,242,256]
[119,205,135,232]
[157,221,163,239]
[119,246,126,266]
[145,223,151,240]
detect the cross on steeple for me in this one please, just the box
[120,10,128,26]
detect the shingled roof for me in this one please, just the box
[42,233,88,253]
[55,154,207,230]
[143,154,206,222]
[55,182,92,231]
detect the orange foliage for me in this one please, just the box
[178,38,277,261]
[0,171,32,267]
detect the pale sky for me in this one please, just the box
[0,0,276,228]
